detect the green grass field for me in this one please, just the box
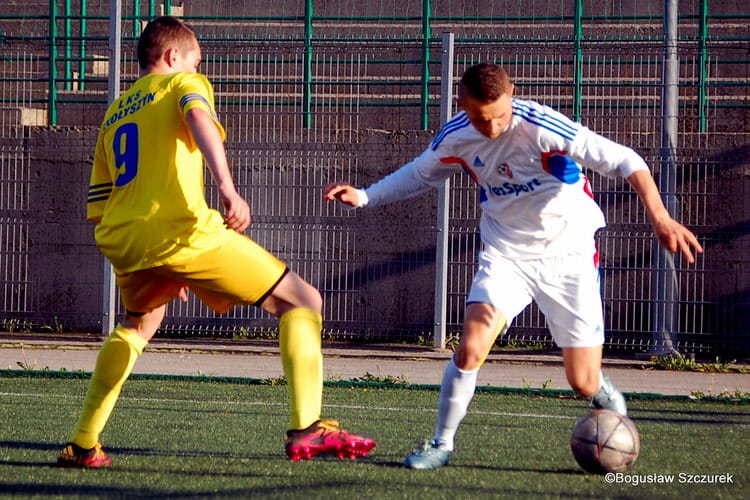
[1,372,748,499]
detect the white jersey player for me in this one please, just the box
[324,63,702,470]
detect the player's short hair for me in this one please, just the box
[459,63,513,102]
[137,16,197,70]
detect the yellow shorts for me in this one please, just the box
[116,231,288,314]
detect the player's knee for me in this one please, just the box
[568,372,600,397]
[305,287,323,313]
[281,272,323,313]
[294,275,322,312]
[453,344,487,371]
[121,308,164,340]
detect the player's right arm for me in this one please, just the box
[324,148,457,209]
[323,183,362,207]
[86,129,111,224]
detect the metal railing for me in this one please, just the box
[0,1,748,356]
[3,1,746,130]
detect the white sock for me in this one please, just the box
[592,370,628,415]
[433,358,478,451]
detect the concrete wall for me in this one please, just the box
[1,123,748,355]
[1,1,748,354]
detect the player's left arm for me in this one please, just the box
[178,74,250,233]
[626,169,703,264]
[184,105,250,233]
[570,128,702,263]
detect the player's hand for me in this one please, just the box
[323,182,360,207]
[221,190,251,233]
[651,216,703,264]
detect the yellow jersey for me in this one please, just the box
[87,72,230,272]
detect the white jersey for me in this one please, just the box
[361,98,650,259]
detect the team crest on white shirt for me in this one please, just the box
[497,162,513,179]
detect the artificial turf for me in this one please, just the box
[1,373,747,499]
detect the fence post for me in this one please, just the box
[303,0,313,129]
[649,0,681,357]
[420,0,432,130]
[133,0,141,37]
[79,0,87,91]
[64,0,72,91]
[101,0,123,336]
[698,0,709,133]
[572,0,583,122]
[48,0,58,125]
[433,32,454,349]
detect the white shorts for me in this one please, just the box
[467,245,604,348]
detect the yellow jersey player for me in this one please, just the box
[58,16,374,468]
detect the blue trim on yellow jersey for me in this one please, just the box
[512,99,578,141]
[431,113,470,150]
[180,93,217,119]
[87,182,113,203]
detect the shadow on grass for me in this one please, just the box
[0,440,59,451]
[0,442,618,499]
[0,439,381,471]
[629,410,750,426]
[631,407,750,418]
[368,456,584,476]
[451,463,584,476]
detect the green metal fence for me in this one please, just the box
[5,1,747,130]
[1,1,748,356]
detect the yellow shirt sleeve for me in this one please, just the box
[86,127,113,222]
[176,73,226,142]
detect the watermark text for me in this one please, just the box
[604,472,734,487]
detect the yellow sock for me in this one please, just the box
[279,307,323,431]
[71,324,147,449]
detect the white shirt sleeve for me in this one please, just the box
[570,127,650,179]
[361,148,457,208]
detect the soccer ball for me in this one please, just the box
[570,409,640,474]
